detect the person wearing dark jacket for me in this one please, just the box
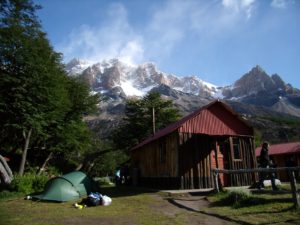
[258,142,278,190]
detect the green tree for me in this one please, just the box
[112,92,181,152]
[0,0,100,175]
[37,77,100,174]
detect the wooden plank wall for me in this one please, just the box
[131,132,179,178]
[178,133,214,189]
[178,134,256,188]
[131,132,256,189]
[226,137,256,186]
[272,153,300,182]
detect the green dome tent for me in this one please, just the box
[33,171,99,202]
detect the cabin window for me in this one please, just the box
[159,141,166,164]
[232,138,242,160]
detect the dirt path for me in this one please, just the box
[157,193,239,225]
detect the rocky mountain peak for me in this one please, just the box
[65,58,92,75]
[223,66,287,98]
[66,58,219,98]
[252,65,265,73]
[65,59,300,117]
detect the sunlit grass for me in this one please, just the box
[0,186,186,225]
[206,187,300,224]
[1,185,300,225]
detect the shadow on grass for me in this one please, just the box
[250,189,291,195]
[211,195,293,208]
[166,198,252,225]
[167,193,299,225]
[99,185,159,198]
[188,190,215,196]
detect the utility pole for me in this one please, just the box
[152,107,156,135]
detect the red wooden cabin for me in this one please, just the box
[131,100,257,189]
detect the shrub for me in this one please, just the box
[96,177,114,187]
[31,175,49,192]
[220,189,252,207]
[10,173,48,194]
[0,190,23,200]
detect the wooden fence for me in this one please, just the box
[212,167,300,207]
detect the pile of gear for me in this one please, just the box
[74,192,112,209]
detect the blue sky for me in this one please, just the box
[34,0,300,88]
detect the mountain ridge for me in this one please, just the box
[67,58,300,143]
[66,58,300,117]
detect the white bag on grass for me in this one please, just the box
[102,195,112,206]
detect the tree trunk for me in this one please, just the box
[19,128,32,176]
[76,163,83,171]
[76,160,95,173]
[85,161,95,174]
[37,152,53,175]
[76,148,115,172]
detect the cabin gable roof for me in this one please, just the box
[132,100,253,150]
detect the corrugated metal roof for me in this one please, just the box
[255,142,300,156]
[179,101,252,136]
[132,100,253,150]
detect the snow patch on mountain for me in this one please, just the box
[66,58,221,98]
[66,58,93,75]
[65,58,300,118]
[65,59,299,115]
[120,80,145,97]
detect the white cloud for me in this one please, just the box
[271,0,292,9]
[59,3,144,65]
[119,41,144,66]
[59,0,258,65]
[222,0,256,19]
[144,0,243,60]
[145,0,191,58]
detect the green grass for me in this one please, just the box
[1,185,300,225]
[206,187,300,224]
[0,186,185,225]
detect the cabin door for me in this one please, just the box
[218,140,231,186]
[211,140,229,186]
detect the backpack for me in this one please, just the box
[86,192,102,206]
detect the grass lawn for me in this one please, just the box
[204,183,300,224]
[0,184,300,225]
[0,186,186,225]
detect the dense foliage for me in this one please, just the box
[0,0,100,175]
[252,116,300,147]
[112,92,181,152]
[10,172,48,194]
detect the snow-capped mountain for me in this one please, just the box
[65,58,300,143]
[66,58,220,99]
[66,58,300,118]
[65,58,93,75]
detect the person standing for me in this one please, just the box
[115,168,121,185]
[258,142,278,190]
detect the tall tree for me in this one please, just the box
[38,77,100,173]
[112,92,181,152]
[0,0,100,175]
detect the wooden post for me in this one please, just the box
[214,170,220,192]
[180,176,184,189]
[289,171,300,207]
[152,107,155,135]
